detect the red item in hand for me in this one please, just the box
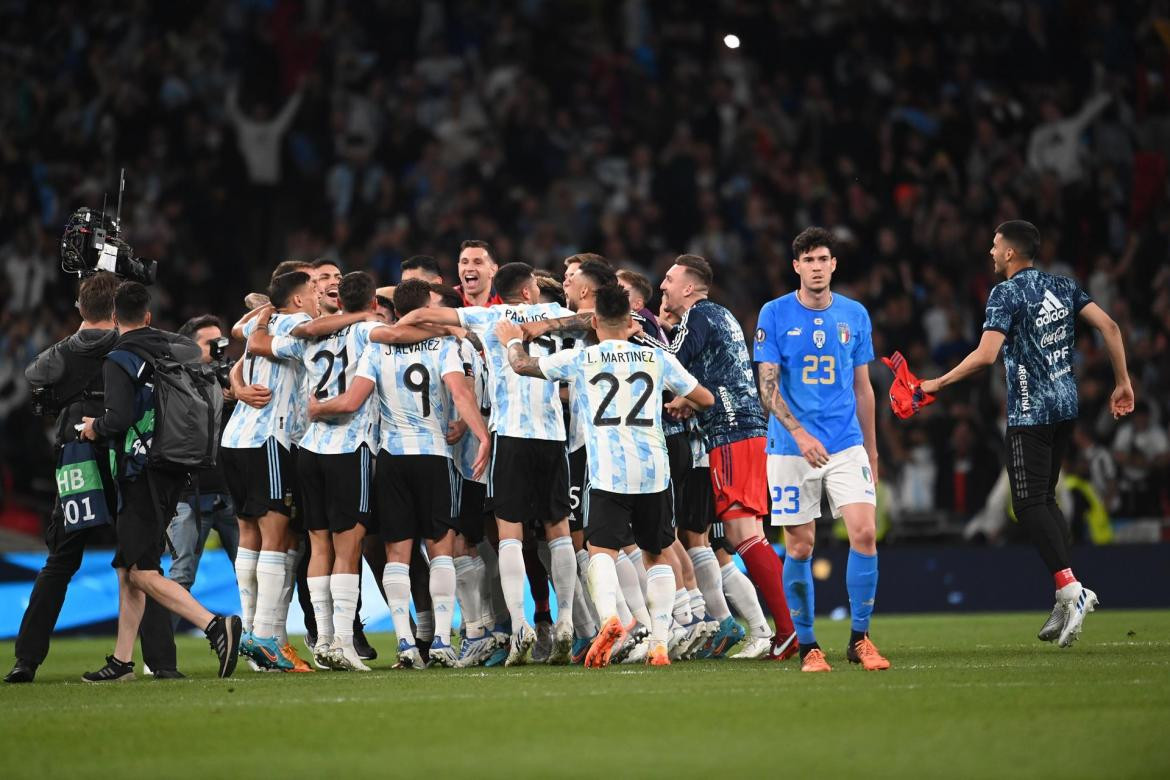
[881,351,936,419]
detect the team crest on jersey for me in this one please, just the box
[838,322,851,345]
[755,328,766,343]
[813,329,826,349]
[862,465,872,484]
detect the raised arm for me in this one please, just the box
[1078,302,1134,418]
[369,322,450,345]
[919,330,1004,394]
[231,303,271,341]
[395,307,461,329]
[496,320,546,378]
[853,363,879,482]
[521,312,593,341]
[290,310,376,339]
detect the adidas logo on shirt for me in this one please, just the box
[1034,289,1070,327]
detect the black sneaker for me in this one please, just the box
[4,661,37,683]
[205,615,242,678]
[83,655,135,683]
[353,622,377,661]
[152,668,186,680]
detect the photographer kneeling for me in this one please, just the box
[4,273,178,684]
[78,282,242,681]
[165,316,240,602]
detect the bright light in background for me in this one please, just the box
[723,34,740,49]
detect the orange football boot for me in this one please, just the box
[800,647,832,673]
[847,636,891,670]
[281,643,315,673]
[645,642,670,666]
[584,616,626,668]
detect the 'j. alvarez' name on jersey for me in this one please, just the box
[391,339,443,355]
[584,350,657,364]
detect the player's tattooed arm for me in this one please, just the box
[496,320,546,378]
[521,312,593,341]
[757,362,802,432]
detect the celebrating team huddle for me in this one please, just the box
[217,229,892,674]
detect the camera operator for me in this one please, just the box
[4,273,179,684]
[165,316,240,603]
[77,282,242,681]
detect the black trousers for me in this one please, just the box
[14,497,177,670]
[1005,420,1075,575]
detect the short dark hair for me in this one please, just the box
[995,220,1041,260]
[674,254,713,287]
[460,239,496,264]
[179,314,223,339]
[310,258,341,270]
[495,262,535,300]
[402,255,442,279]
[393,279,433,316]
[271,260,312,280]
[536,275,565,307]
[338,271,376,313]
[77,271,119,322]
[429,283,463,309]
[575,259,618,290]
[792,226,836,259]
[564,252,609,269]
[113,281,151,325]
[616,269,652,307]
[594,283,631,325]
[268,271,313,309]
[375,295,395,316]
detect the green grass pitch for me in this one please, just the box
[3,611,1168,779]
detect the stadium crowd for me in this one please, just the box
[1,0,1168,542]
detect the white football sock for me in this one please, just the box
[415,610,435,643]
[497,538,528,629]
[575,547,602,628]
[429,556,456,644]
[330,573,359,647]
[646,565,676,645]
[626,548,649,596]
[688,546,731,620]
[307,575,334,645]
[586,553,619,621]
[722,562,769,637]
[672,587,693,625]
[547,536,576,627]
[572,574,599,638]
[616,551,653,627]
[471,556,493,630]
[478,540,509,628]
[382,562,414,645]
[455,555,486,639]
[234,548,259,633]
[275,546,298,646]
[252,550,287,638]
[689,588,707,621]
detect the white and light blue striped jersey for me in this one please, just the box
[539,339,699,494]
[358,336,464,457]
[458,303,575,441]
[272,321,381,455]
[452,338,490,483]
[221,312,312,449]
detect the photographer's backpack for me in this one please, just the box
[114,345,223,471]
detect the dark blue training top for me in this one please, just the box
[982,267,1092,427]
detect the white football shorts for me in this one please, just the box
[766,444,876,526]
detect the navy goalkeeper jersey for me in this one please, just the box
[982,267,1092,427]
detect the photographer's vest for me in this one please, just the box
[106,349,157,482]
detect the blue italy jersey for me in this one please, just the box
[458,303,574,441]
[652,300,767,449]
[222,312,311,449]
[272,321,380,455]
[358,336,465,457]
[982,268,1091,426]
[539,340,699,494]
[754,292,874,456]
